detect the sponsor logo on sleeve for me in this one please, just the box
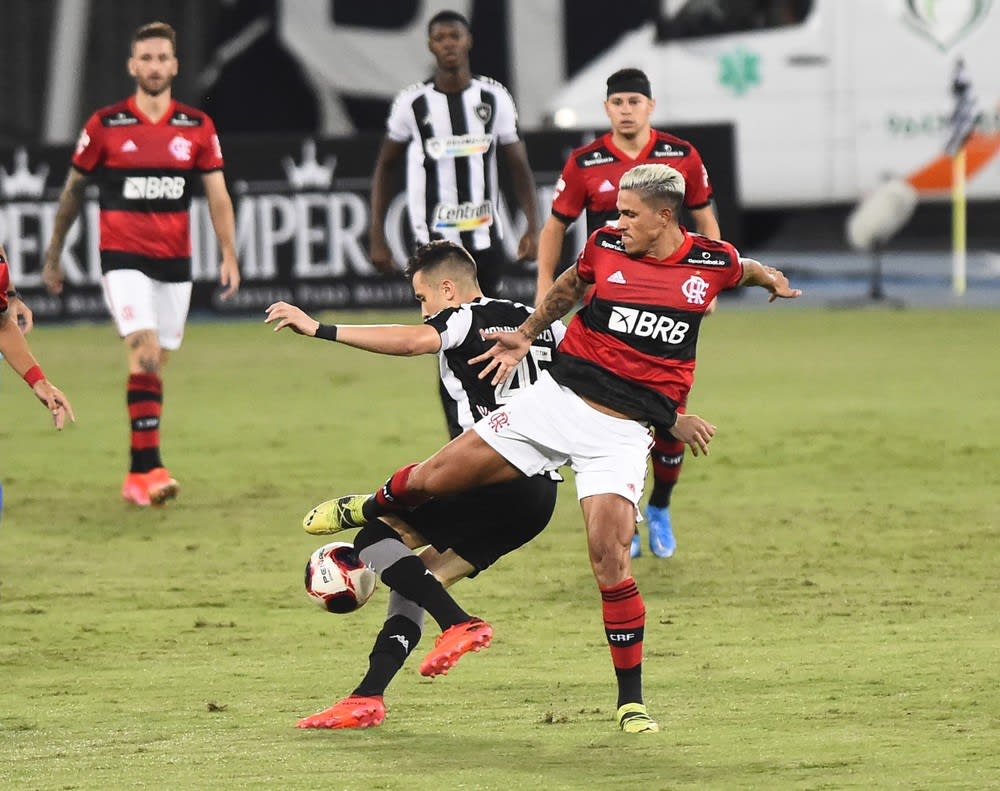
[578,149,616,167]
[169,112,202,127]
[104,112,139,127]
[685,250,731,267]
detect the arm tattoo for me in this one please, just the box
[521,266,588,339]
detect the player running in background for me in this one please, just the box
[266,240,564,729]
[368,9,540,296]
[305,164,800,734]
[1,246,74,429]
[535,68,722,560]
[42,21,239,507]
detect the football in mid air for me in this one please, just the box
[304,542,377,614]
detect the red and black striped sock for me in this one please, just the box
[368,463,429,516]
[127,373,163,473]
[650,432,685,507]
[601,577,646,707]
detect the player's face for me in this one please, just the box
[411,271,451,318]
[128,37,177,97]
[616,190,669,256]
[604,93,655,139]
[428,22,472,70]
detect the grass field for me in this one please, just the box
[2,306,999,790]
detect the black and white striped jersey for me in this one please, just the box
[424,297,566,439]
[387,76,521,253]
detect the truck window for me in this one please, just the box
[655,0,813,41]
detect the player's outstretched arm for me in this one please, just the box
[265,301,442,357]
[739,258,802,302]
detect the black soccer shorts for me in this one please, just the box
[402,474,558,576]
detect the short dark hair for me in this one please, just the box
[428,10,471,34]
[132,21,177,54]
[606,68,652,99]
[405,240,477,281]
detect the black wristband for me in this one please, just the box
[6,289,19,300]
[315,323,338,342]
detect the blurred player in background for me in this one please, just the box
[535,68,721,560]
[1,245,74,430]
[42,21,239,507]
[266,240,564,729]
[368,9,540,296]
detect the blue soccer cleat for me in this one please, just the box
[645,504,676,558]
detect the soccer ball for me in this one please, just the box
[304,542,377,614]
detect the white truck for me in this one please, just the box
[546,0,1000,208]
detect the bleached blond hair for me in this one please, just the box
[619,164,685,211]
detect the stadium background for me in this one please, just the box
[1,0,999,313]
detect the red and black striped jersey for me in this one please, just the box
[551,226,742,427]
[551,130,713,233]
[72,97,224,281]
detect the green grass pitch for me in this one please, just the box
[2,306,999,790]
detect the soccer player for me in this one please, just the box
[305,164,801,733]
[536,68,722,560]
[368,9,540,296]
[41,21,240,506]
[265,240,564,729]
[1,246,74,430]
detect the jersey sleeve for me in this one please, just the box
[493,86,520,146]
[725,242,745,288]
[550,157,587,224]
[195,114,225,172]
[386,90,415,143]
[71,112,104,173]
[574,232,599,283]
[682,145,713,210]
[425,305,472,351]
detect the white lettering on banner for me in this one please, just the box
[0,200,100,287]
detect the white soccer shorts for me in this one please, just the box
[472,370,653,504]
[101,269,192,350]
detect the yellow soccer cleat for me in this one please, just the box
[302,494,369,535]
[617,703,660,734]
